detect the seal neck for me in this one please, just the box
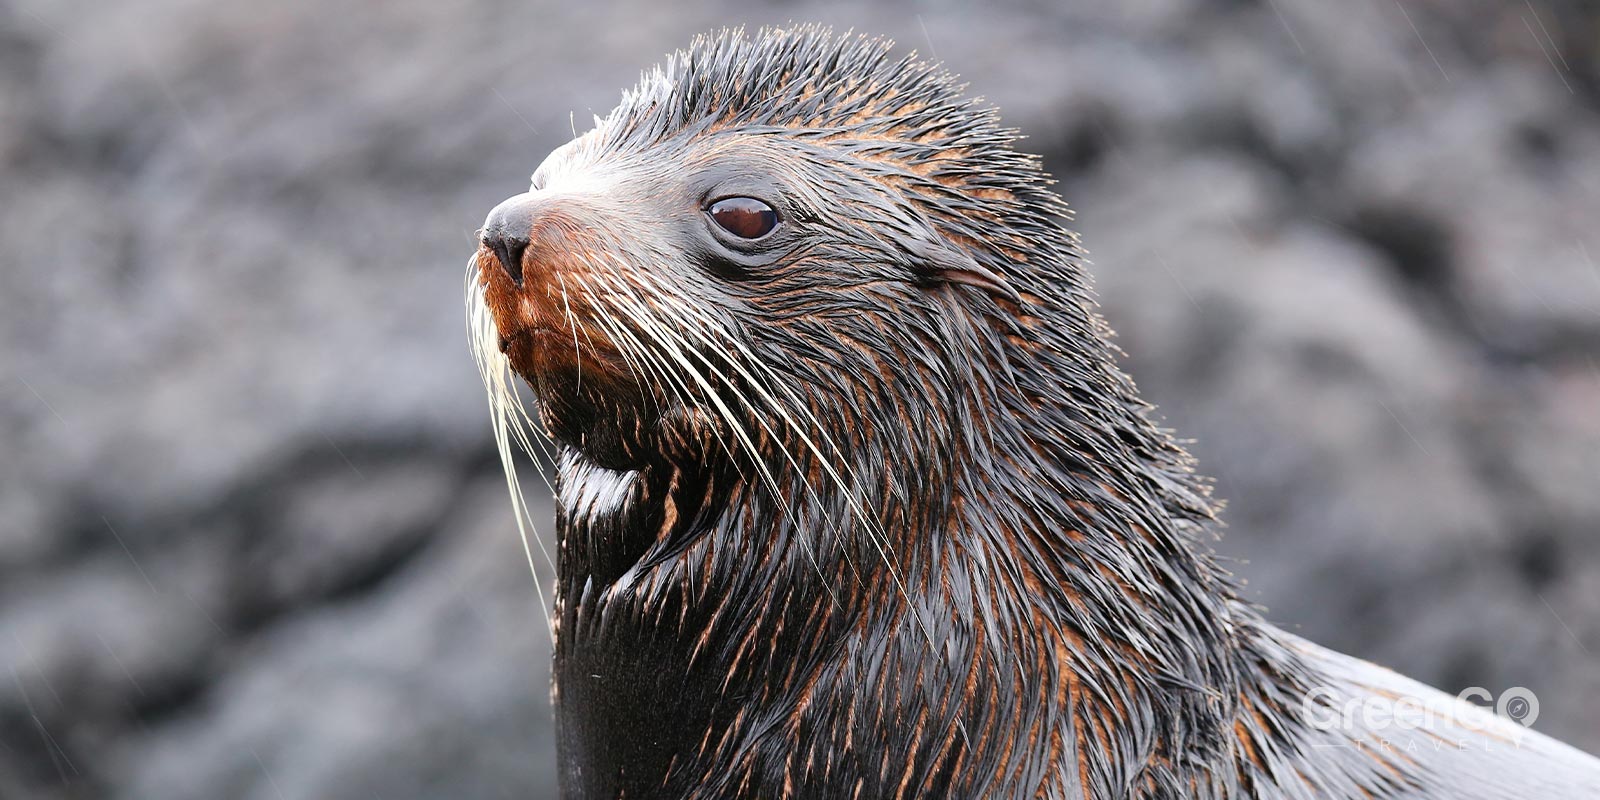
[548,398,1301,798]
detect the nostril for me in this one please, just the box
[476,192,547,289]
[481,192,540,288]
[485,234,528,286]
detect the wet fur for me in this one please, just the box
[467,26,1600,799]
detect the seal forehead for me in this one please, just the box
[593,26,987,152]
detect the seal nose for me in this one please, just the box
[481,193,540,287]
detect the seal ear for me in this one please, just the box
[900,228,1021,304]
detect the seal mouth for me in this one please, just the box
[497,326,560,354]
[474,248,634,397]
[474,245,576,362]
[493,315,599,385]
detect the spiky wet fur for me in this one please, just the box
[467,25,1600,800]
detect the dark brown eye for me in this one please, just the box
[708,197,779,239]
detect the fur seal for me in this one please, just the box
[466,26,1600,799]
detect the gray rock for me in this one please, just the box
[109,478,559,800]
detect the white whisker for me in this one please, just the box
[633,287,972,748]
[464,257,557,643]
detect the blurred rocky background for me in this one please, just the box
[2,0,1597,797]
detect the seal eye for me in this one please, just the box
[708,197,779,240]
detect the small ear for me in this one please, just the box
[901,229,1021,305]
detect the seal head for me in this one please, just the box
[473,27,1038,476]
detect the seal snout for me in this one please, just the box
[481,192,541,287]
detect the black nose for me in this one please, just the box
[481,193,539,286]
